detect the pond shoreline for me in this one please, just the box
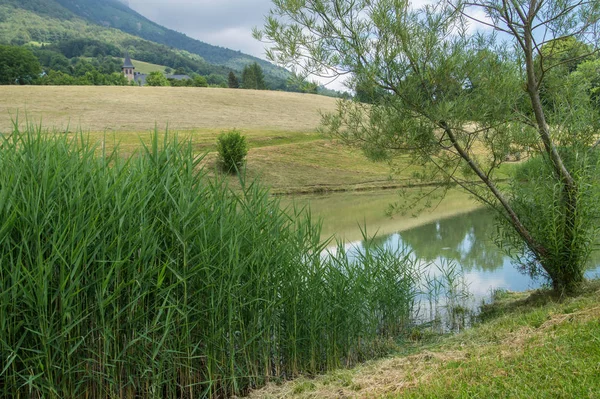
[248,279,600,398]
[270,178,512,197]
[279,188,485,242]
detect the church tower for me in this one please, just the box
[122,52,135,82]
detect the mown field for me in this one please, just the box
[0,86,517,196]
[0,86,419,193]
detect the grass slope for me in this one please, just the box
[2,86,402,192]
[250,280,600,398]
[128,58,166,74]
[0,86,337,133]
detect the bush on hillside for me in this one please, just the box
[216,129,248,173]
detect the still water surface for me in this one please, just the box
[286,190,600,302]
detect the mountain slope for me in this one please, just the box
[0,0,289,85]
[53,0,288,78]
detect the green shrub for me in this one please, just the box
[145,70,169,86]
[216,129,248,173]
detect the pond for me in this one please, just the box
[283,189,600,304]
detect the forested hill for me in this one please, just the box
[52,0,287,78]
[0,0,289,87]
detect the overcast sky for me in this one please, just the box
[128,0,273,60]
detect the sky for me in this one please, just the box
[127,0,273,61]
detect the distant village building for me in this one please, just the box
[122,54,191,86]
[122,53,135,82]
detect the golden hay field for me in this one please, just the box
[0,85,409,193]
[0,86,339,133]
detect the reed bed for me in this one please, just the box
[0,125,428,398]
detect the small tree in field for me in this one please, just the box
[216,130,249,174]
[256,0,600,294]
[228,71,240,88]
[145,71,169,86]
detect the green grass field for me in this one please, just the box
[127,58,167,74]
[250,280,600,398]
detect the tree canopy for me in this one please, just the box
[145,71,170,87]
[256,0,600,293]
[241,62,266,90]
[0,45,42,85]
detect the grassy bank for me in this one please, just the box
[0,126,469,398]
[250,280,600,398]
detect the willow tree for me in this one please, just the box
[255,0,600,293]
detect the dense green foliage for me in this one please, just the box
[228,71,240,88]
[242,62,266,90]
[572,58,600,109]
[167,75,208,87]
[38,69,129,85]
[32,51,130,85]
[52,0,288,80]
[258,0,600,293]
[216,129,249,173]
[499,148,600,286]
[145,70,169,86]
[0,44,41,84]
[537,37,599,112]
[206,73,227,87]
[0,126,431,398]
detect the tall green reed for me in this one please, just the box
[0,125,423,398]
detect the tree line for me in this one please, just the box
[0,43,268,90]
[0,42,340,94]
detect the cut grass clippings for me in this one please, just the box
[249,280,600,398]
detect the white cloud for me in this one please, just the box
[128,0,272,58]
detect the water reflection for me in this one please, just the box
[340,209,600,300]
[396,209,504,273]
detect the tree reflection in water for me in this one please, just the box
[360,209,600,284]
[362,209,504,272]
